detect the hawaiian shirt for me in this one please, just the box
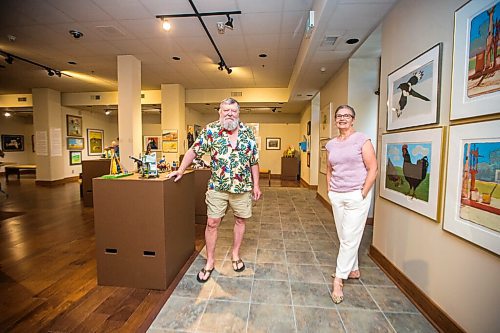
[192,120,259,193]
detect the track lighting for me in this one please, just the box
[105,110,112,116]
[225,14,234,30]
[4,112,12,117]
[162,19,171,31]
[0,49,69,78]
[218,61,224,71]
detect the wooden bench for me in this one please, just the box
[260,168,271,186]
[5,164,36,181]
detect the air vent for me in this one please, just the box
[18,97,27,102]
[231,91,242,97]
[321,36,338,47]
[91,95,101,100]
[141,94,145,98]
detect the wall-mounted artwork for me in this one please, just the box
[266,137,281,150]
[1,134,24,152]
[162,129,178,153]
[67,137,84,150]
[87,129,104,156]
[319,150,327,175]
[380,127,444,221]
[451,0,500,120]
[247,123,260,139]
[320,102,333,139]
[194,125,201,139]
[163,141,178,153]
[187,125,195,149]
[443,120,499,255]
[162,129,178,141]
[143,135,161,151]
[387,43,442,130]
[69,151,82,165]
[66,115,82,137]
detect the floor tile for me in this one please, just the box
[247,303,295,333]
[210,277,253,302]
[339,309,394,333]
[148,296,207,332]
[251,279,292,305]
[256,248,286,264]
[253,262,289,281]
[290,281,335,308]
[288,264,326,284]
[385,312,437,332]
[367,286,419,313]
[196,300,249,333]
[295,306,344,333]
[334,284,379,310]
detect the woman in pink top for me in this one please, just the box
[325,105,377,304]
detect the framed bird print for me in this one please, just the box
[450,0,500,120]
[443,120,500,255]
[380,127,444,221]
[386,43,442,131]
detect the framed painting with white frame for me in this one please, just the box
[87,129,104,156]
[443,120,499,255]
[387,43,442,130]
[266,137,281,150]
[450,0,500,120]
[319,102,333,139]
[143,135,161,151]
[380,127,444,221]
[69,151,82,165]
[319,138,329,175]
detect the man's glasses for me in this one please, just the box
[335,114,354,119]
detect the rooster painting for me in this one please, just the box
[402,144,429,198]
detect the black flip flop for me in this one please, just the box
[196,267,214,283]
[231,258,245,272]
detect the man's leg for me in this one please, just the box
[204,217,222,270]
[231,216,246,263]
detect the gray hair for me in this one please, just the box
[219,97,240,111]
[335,104,356,118]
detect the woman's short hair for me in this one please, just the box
[335,104,356,118]
[220,98,240,111]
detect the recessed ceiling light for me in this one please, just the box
[68,61,77,65]
[346,38,359,44]
[258,53,267,58]
[307,94,313,97]
[172,56,181,61]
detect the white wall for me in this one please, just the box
[375,1,500,332]
[0,116,35,172]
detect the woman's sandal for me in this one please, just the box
[331,274,344,304]
[231,258,245,272]
[348,270,360,279]
[196,267,214,283]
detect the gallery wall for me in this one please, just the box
[374,0,499,332]
[0,116,35,172]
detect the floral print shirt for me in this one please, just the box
[192,121,259,193]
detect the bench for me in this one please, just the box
[260,168,271,186]
[5,164,36,181]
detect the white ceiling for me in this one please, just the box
[0,0,396,114]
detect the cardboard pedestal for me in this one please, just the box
[82,159,110,207]
[193,168,210,225]
[93,172,195,290]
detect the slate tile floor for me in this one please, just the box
[149,187,436,333]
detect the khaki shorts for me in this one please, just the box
[206,190,252,219]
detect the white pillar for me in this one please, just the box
[161,84,185,164]
[117,55,142,172]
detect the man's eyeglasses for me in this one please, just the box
[336,114,354,119]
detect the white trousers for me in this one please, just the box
[328,189,372,279]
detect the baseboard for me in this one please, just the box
[369,245,465,333]
[299,178,318,190]
[36,176,79,187]
[316,192,330,210]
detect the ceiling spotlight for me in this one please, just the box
[5,55,13,64]
[162,19,171,31]
[271,108,277,113]
[226,67,232,74]
[217,22,225,34]
[105,110,111,116]
[217,61,224,71]
[47,69,55,76]
[346,38,359,44]
[4,111,12,117]
[225,14,234,30]
[69,30,84,39]
[55,70,61,77]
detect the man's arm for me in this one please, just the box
[251,164,262,201]
[166,148,197,182]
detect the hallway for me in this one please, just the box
[149,186,436,332]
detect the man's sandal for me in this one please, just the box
[331,274,344,304]
[196,267,214,283]
[231,258,245,272]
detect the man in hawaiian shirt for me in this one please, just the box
[167,98,262,283]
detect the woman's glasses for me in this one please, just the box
[335,113,354,119]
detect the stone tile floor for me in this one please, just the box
[149,187,436,333]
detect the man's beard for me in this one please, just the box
[222,118,239,131]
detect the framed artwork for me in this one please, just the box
[443,120,499,255]
[162,129,178,141]
[87,129,104,156]
[380,127,444,221]
[194,124,201,139]
[162,141,178,153]
[31,134,35,152]
[67,137,84,150]
[387,43,442,130]
[450,1,500,120]
[143,135,161,151]
[1,134,24,152]
[69,151,82,165]
[307,121,311,136]
[307,152,310,168]
[247,123,260,138]
[187,125,195,148]
[320,102,333,139]
[319,150,327,174]
[266,137,281,150]
[66,115,82,137]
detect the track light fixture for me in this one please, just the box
[156,1,241,76]
[0,49,69,78]
[162,18,171,31]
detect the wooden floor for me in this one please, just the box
[0,175,299,332]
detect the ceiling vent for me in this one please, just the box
[320,36,338,50]
[17,97,27,102]
[95,25,126,38]
[231,91,242,97]
[91,95,101,100]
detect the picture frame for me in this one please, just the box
[87,129,104,156]
[67,137,84,150]
[1,134,24,152]
[162,141,178,153]
[380,127,444,221]
[66,115,83,137]
[266,137,281,150]
[69,151,82,165]
[319,150,327,175]
[307,121,311,136]
[443,120,499,255]
[320,102,334,139]
[143,135,161,151]
[307,152,310,168]
[31,134,35,152]
[162,129,178,141]
[387,43,442,130]
[450,1,500,120]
